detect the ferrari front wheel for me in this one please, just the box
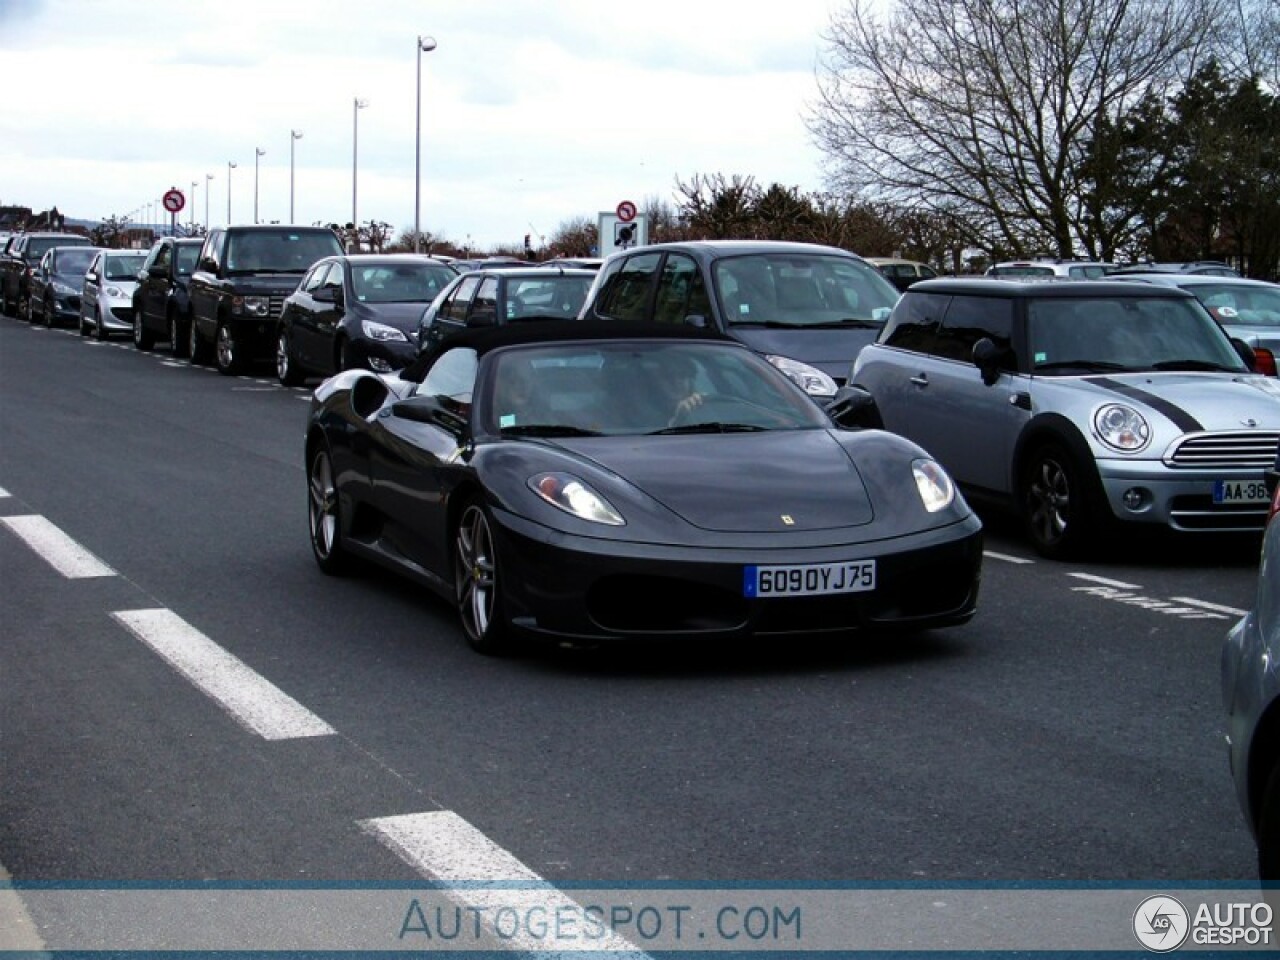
[455,501,511,655]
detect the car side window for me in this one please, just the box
[471,277,498,325]
[445,276,482,324]
[417,347,477,404]
[652,254,710,326]
[933,295,1015,365]
[152,244,171,273]
[879,292,948,354]
[594,253,661,322]
[302,260,331,293]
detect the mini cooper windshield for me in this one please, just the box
[481,341,831,437]
[1027,295,1250,374]
[712,254,899,331]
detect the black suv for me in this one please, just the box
[187,224,344,374]
[0,232,93,318]
[132,237,204,356]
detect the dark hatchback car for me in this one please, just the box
[417,267,596,352]
[132,237,204,355]
[188,224,345,375]
[27,245,102,326]
[275,254,457,385]
[0,232,92,318]
[578,240,902,400]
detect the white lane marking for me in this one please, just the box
[361,811,648,955]
[1169,596,1248,617]
[0,486,9,497]
[111,609,336,741]
[1066,572,1144,590]
[0,862,45,950]
[0,515,116,578]
[983,551,1034,564]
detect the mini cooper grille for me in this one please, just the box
[1163,431,1280,469]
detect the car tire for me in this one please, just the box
[188,317,212,366]
[214,319,241,376]
[1020,442,1098,560]
[95,304,109,341]
[454,499,512,655]
[78,309,90,337]
[277,329,305,386]
[23,296,35,324]
[337,337,356,372]
[307,445,352,576]
[133,312,155,351]
[169,311,190,360]
[43,297,56,328]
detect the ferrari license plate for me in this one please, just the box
[1212,479,1269,504]
[744,560,876,598]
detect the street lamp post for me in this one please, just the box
[190,181,198,234]
[352,97,368,235]
[227,161,237,224]
[289,129,303,223]
[414,35,437,254]
[254,148,265,224]
[205,173,214,229]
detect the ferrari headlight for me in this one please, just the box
[766,354,838,399]
[233,295,270,317]
[1094,403,1150,452]
[530,473,624,526]
[912,458,955,513]
[362,319,410,343]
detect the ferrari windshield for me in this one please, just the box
[483,341,830,437]
[712,254,899,330]
[1028,296,1250,374]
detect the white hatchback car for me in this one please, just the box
[80,248,148,340]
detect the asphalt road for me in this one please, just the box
[0,314,1266,941]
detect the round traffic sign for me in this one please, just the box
[162,188,186,214]
[616,200,637,223]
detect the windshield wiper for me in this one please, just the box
[1034,360,1136,372]
[648,422,767,435]
[500,424,602,437]
[1149,359,1241,372]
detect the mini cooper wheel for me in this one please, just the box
[455,501,511,655]
[1021,443,1097,560]
[277,329,305,386]
[308,446,352,575]
[214,320,241,375]
[133,313,155,351]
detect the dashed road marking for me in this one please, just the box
[111,608,336,741]
[1169,596,1247,617]
[0,486,9,498]
[983,550,1034,564]
[1066,572,1144,589]
[0,515,116,578]
[361,810,647,955]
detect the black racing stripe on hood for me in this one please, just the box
[1083,377,1204,433]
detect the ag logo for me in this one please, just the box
[1133,895,1189,952]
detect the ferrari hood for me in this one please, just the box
[560,430,875,533]
[1073,373,1280,431]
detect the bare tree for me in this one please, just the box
[810,0,1223,258]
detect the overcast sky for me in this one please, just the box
[1,0,846,251]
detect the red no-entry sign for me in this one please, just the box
[162,188,186,214]
[615,200,637,223]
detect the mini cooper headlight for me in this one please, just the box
[912,458,955,513]
[766,355,838,399]
[530,473,625,526]
[1094,403,1150,452]
[362,319,410,343]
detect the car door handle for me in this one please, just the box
[909,374,929,387]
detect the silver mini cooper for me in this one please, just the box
[852,278,1280,558]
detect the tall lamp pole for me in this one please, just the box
[205,173,214,229]
[254,148,265,224]
[289,129,303,223]
[414,35,437,253]
[226,161,237,224]
[352,97,368,234]
[190,180,198,234]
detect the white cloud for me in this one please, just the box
[2,0,844,249]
